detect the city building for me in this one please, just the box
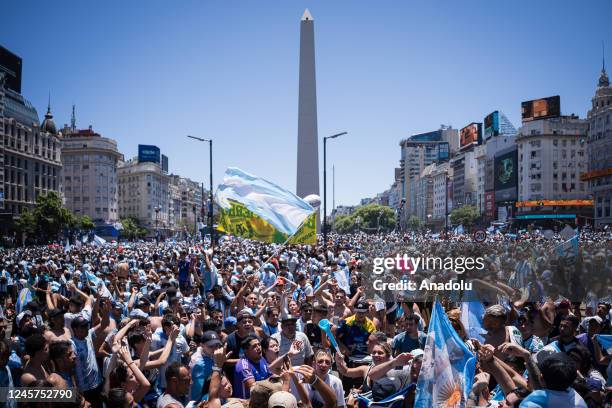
[398,126,457,223]
[450,148,478,209]
[415,163,435,222]
[515,114,591,224]
[118,157,172,236]
[583,61,612,227]
[60,123,123,228]
[169,174,204,236]
[0,45,62,233]
[431,162,452,226]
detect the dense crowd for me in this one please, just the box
[0,230,610,408]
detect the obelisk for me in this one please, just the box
[296,9,320,204]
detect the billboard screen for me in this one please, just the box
[0,46,22,94]
[438,142,449,160]
[138,145,160,164]
[494,149,518,201]
[484,111,499,140]
[161,154,169,173]
[521,95,561,122]
[459,122,481,150]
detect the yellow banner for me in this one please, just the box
[219,199,315,244]
[287,212,317,245]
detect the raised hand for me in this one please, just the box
[288,340,303,356]
[295,365,316,384]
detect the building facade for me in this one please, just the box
[0,50,62,232]
[584,65,612,227]
[118,159,171,235]
[60,126,123,225]
[516,115,590,222]
[432,162,452,223]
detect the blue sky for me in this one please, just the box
[2,1,610,210]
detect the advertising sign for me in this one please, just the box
[483,111,499,140]
[521,95,561,122]
[494,149,518,202]
[485,191,495,218]
[0,46,22,94]
[460,123,481,150]
[138,145,161,164]
[438,142,449,160]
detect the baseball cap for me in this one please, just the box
[354,301,369,313]
[371,376,402,401]
[224,316,237,327]
[313,303,328,314]
[249,376,283,408]
[237,310,254,322]
[16,310,33,327]
[201,330,223,348]
[129,309,149,319]
[268,391,297,408]
[280,313,298,323]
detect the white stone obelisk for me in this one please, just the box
[296,8,320,209]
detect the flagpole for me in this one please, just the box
[258,211,315,271]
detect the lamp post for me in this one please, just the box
[187,135,214,249]
[445,172,450,238]
[192,203,197,242]
[323,132,347,245]
[154,206,160,243]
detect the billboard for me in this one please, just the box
[484,111,499,140]
[138,145,160,164]
[162,154,169,173]
[0,46,23,94]
[485,192,495,218]
[459,123,481,150]
[438,142,449,160]
[494,149,518,202]
[521,95,561,122]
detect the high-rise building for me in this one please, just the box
[398,126,457,223]
[515,115,591,224]
[296,9,319,202]
[0,46,62,233]
[168,174,204,235]
[60,125,123,225]
[583,59,612,227]
[431,162,452,224]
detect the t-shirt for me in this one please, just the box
[305,373,345,408]
[519,388,587,407]
[178,259,190,283]
[190,355,214,402]
[305,322,324,350]
[151,328,189,388]
[71,329,102,392]
[233,358,272,399]
[391,331,427,355]
[64,304,92,335]
[157,393,185,408]
[336,316,375,359]
[271,331,313,367]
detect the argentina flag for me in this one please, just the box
[596,334,612,354]
[16,287,33,314]
[460,301,486,343]
[414,301,476,408]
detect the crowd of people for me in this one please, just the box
[0,229,609,408]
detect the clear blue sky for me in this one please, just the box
[2,1,610,209]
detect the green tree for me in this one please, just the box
[406,215,424,231]
[352,204,395,233]
[333,215,355,234]
[15,209,37,237]
[79,215,96,231]
[119,217,148,240]
[31,192,74,242]
[450,205,479,229]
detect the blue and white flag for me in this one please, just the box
[16,288,33,314]
[460,301,486,343]
[64,240,71,253]
[596,334,612,354]
[93,235,107,247]
[414,301,477,408]
[201,263,218,292]
[334,270,351,295]
[82,270,112,298]
[555,235,579,260]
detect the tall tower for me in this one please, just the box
[296,9,319,200]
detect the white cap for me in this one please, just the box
[268,391,297,408]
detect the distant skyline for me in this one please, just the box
[1,1,610,208]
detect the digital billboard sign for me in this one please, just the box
[459,122,481,150]
[138,144,161,164]
[494,149,518,202]
[484,111,499,140]
[0,46,23,94]
[521,95,561,122]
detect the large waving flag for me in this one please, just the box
[460,301,486,343]
[216,168,316,244]
[16,288,33,314]
[414,301,477,408]
[596,334,612,354]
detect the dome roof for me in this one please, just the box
[40,103,57,135]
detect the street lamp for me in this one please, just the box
[323,131,347,245]
[192,203,197,242]
[187,135,214,249]
[154,206,160,243]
